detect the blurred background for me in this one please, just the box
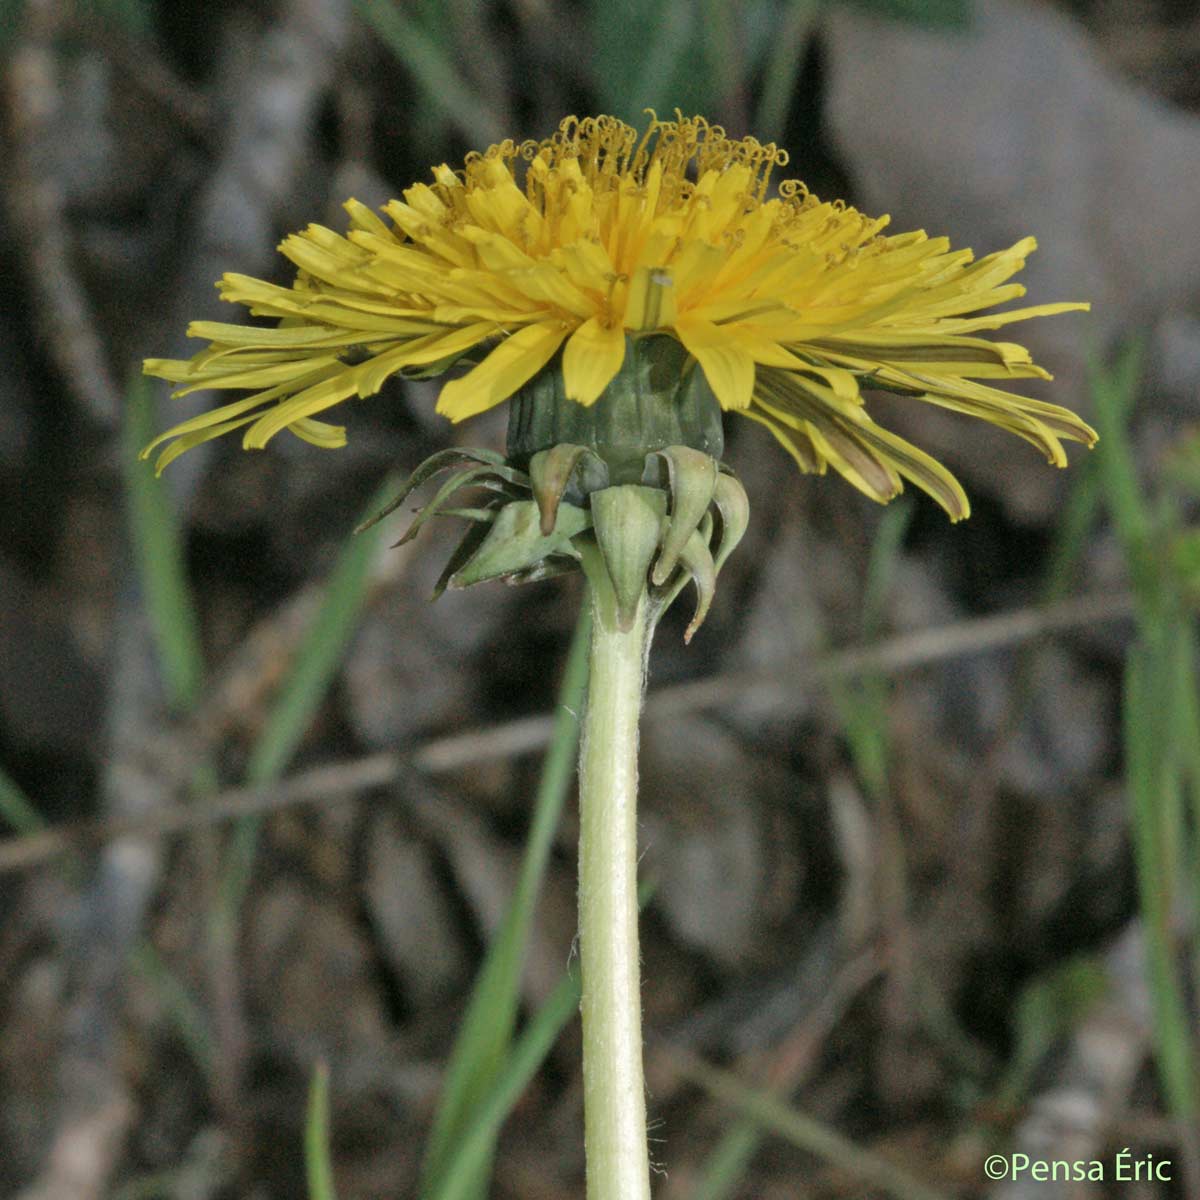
[2,0,1200,1196]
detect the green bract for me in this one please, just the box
[364,340,748,640]
[507,336,725,484]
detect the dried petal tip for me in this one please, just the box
[529,444,608,535]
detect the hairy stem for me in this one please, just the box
[576,560,652,1200]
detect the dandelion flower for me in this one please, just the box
[144,113,1094,519]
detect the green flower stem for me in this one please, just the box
[576,542,653,1200]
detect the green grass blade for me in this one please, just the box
[588,0,713,125]
[220,475,399,917]
[403,0,457,152]
[1093,339,1199,1118]
[428,880,654,1200]
[691,1116,764,1200]
[1039,461,1102,606]
[125,376,205,712]
[129,942,215,1078]
[0,1,26,53]
[71,377,221,1085]
[1039,351,1139,606]
[861,499,913,641]
[409,0,453,49]
[0,764,45,835]
[1124,636,1200,1120]
[1172,624,1200,1009]
[838,661,889,804]
[700,0,741,112]
[306,1060,338,1200]
[1003,364,1137,753]
[78,0,155,36]
[754,0,821,141]
[352,0,503,144]
[832,500,912,802]
[994,955,1106,1109]
[243,489,397,787]
[421,599,592,1198]
[847,0,973,30]
[1163,611,1200,1026]
[430,970,580,1200]
[677,1055,952,1200]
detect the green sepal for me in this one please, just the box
[394,464,498,546]
[435,506,498,523]
[355,447,511,534]
[529,444,609,535]
[504,557,583,586]
[449,500,591,589]
[677,518,716,643]
[591,485,669,632]
[648,445,718,586]
[711,470,750,574]
[432,518,496,600]
[653,512,714,637]
[395,463,528,547]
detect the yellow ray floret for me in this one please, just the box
[143,112,1095,519]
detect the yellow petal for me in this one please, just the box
[459,226,538,272]
[139,366,342,458]
[562,319,626,406]
[342,198,392,238]
[436,322,569,422]
[936,301,1090,335]
[171,356,342,397]
[383,199,474,267]
[739,405,824,474]
[505,265,595,318]
[288,417,348,449]
[799,416,902,504]
[670,240,728,297]
[277,230,372,292]
[152,413,260,474]
[244,372,361,449]
[673,318,755,410]
[852,420,970,521]
[356,322,495,385]
[553,240,616,295]
[143,357,197,383]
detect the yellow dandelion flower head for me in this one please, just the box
[143,112,1095,520]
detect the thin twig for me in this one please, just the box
[0,589,1135,876]
[651,587,1133,720]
